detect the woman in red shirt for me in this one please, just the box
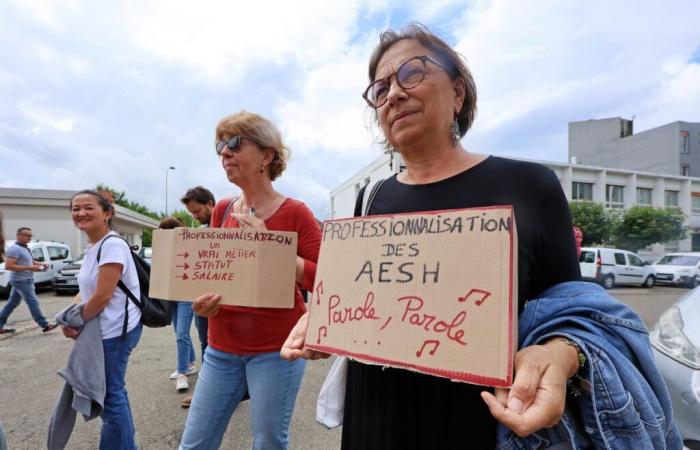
[179,111,321,450]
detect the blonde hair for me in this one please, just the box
[215,111,289,181]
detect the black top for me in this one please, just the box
[342,156,581,450]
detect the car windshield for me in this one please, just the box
[656,255,700,266]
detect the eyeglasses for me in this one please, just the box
[20,233,33,238]
[215,135,248,155]
[362,55,450,109]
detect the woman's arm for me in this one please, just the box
[81,263,122,321]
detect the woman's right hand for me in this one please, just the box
[281,312,331,361]
[61,325,80,340]
[192,293,223,318]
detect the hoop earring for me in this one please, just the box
[451,118,461,142]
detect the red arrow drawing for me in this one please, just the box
[176,252,189,258]
[175,273,189,280]
[176,263,190,270]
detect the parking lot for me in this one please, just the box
[0,286,692,449]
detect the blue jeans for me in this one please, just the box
[100,324,142,450]
[0,280,49,328]
[173,302,195,373]
[179,348,306,450]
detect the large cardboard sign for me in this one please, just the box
[306,206,517,387]
[149,228,298,308]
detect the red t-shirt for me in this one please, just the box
[208,197,321,355]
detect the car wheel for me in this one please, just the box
[602,275,615,290]
[642,276,655,288]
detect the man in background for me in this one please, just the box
[0,227,58,334]
[178,186,215,407]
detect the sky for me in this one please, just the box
[1,0,699,220]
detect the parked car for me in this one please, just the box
[0,240,73,298]
[652,252,700,287]
[579,247,656,289]
[649,288,700,448]
[52,255,84,295]
[139,246,152,265]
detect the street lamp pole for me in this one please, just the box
[165,166,175,215]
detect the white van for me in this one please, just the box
[579,247,656,289]
[0,240,73,297]
[652,252,700,287]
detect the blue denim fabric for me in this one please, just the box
[496,281,682,450]
[100,324,142,450]
[194,314,208,362]
[0,280,49,328]
[173,302,195,373]
[179,347,306,450]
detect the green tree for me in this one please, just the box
[171,209,201,228]
[569,201,616,246]
[613,206,687,252]
[95,184,163,247]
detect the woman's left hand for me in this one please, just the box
[480,340,577,437]
[231,213,267,230]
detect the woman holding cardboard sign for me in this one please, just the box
[282,24,584,449]
[179,111,321,450]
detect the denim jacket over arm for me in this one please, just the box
[495,281,682,450]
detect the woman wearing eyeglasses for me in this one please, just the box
[179,111,321,450]
[282,24,583,449]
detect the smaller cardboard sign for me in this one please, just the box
[306,206,517,387]
[149,228,298,308]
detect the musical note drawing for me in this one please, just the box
[317,326,327,344]
[416,339,440,358]
[314,281,324,305]
[457,289,491,306]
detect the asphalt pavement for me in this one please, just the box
[0,286,689,449]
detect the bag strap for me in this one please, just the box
[360,178,386,217]
[97,234,139,339]
[213,197,239,227]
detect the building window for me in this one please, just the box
[692,194,700,215]
[665,190,679,207]
[572,182,593,201]
[692,234,700,252]
[681,164,690,176]
[606,185,624,208]
[636,188,652,205]
[681,131,690,154]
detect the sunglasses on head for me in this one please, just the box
[215,135,249,155]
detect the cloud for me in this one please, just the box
[1,0,700,220]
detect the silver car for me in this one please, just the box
[650,289,700,448]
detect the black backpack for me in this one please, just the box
[97,235,173,337]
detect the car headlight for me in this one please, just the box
[650,306,700,369]
[677,269,691,276]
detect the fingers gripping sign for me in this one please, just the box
[193,293,223,318]
[281,312,331,361]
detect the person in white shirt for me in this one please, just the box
[61,190,142,450]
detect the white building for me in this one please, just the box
[330,152,700,255]
[0,187,159,257]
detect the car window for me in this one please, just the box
[580,251,595,263]
[48,246,70,261]
[31,247,45,262]
[628,254,644,267]
[656,255,700,266]
[614,253,626,265]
